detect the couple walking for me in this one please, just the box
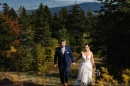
[54,40,96,86]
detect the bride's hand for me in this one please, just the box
[93,67,96,71]
[71,62,75,66]
[93,68,96,72]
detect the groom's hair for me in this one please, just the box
[59,39,66,44]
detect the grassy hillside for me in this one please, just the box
[1,55,129,85]
[0,55,103,86]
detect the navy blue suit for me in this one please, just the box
[54,46,75,83]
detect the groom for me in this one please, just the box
[54,40,75,86]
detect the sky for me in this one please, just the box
[0,0,100,10]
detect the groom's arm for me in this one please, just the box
[68,46,75,63]
[54,48,58,65]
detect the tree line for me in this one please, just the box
[0,0,130,78]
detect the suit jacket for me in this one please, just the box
[54,46,75,66]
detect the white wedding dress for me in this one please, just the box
[75,51,93,86]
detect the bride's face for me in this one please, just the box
[84,45,90,51]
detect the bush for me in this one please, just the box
[95,67,118,86]
[122,69,130,85]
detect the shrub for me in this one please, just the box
[122,69,130,85]
[95,67,118,86]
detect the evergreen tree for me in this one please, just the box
[91,0,130,78]
[44,5,52,22]
[34,3,46,27]
[17,6,35,71]
[85,11,99,51]
[57,27,70,45]
[30,3,52,46]
[67,4,86,52]
[2,3,10,15]
[8,8,18,19]
[59,7,68,26]
[51,13,62,38]
[18,6,33,46]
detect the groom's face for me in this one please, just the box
[60,41,66,48]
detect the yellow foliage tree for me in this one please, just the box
[44,38,59,61]
[36,43,47,75]
[122,69,130,85]
[96,67,118,86]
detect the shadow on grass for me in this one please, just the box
[45,72,59,78]
[23,81,44,86]
[0,78,44,86]
[45,70,78,85]
[46,68,78,79]
[0,78,13,86]
[70,69,78,79]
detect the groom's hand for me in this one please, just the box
[54,64,57,68]
[54,64,58,71]
[71,62,75,66]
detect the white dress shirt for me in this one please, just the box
[61,47,65,54]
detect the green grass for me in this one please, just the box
[44,55,103,85]
[0,55,108,85]
[1,56,130,86]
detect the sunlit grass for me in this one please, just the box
[0,55,130,85]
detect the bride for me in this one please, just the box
[75,43,96,86]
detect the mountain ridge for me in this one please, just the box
[27,2,103,14]
[50,2,103,14]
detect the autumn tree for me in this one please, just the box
[0,14,22,71]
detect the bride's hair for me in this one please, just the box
[84,43,89,46]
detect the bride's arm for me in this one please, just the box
[91,52,96,70]
[75,53,82,62]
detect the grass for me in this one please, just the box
[1,54,129,86]
[0,55,101,86]
[42,54,103,85]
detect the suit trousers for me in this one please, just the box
[59,64,70,84]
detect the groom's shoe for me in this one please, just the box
[64,83,68,86]
[61,83,64,86]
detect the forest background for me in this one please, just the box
[0,0,130,85]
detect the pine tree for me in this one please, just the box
[2,3,10,15]
[66,4,86,52]
[51,13,62,38]
[34,3,46,27]
[91,0,130,78]
[57,27,70,45]
[16,6,35,71]
[8,8,18,19]
[18,6,34,46]
[59,7,68,26]
[44,5,52,22]
[30,3,52,46]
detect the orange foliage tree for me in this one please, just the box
[0,14,23,71]
[1,14,22,56]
